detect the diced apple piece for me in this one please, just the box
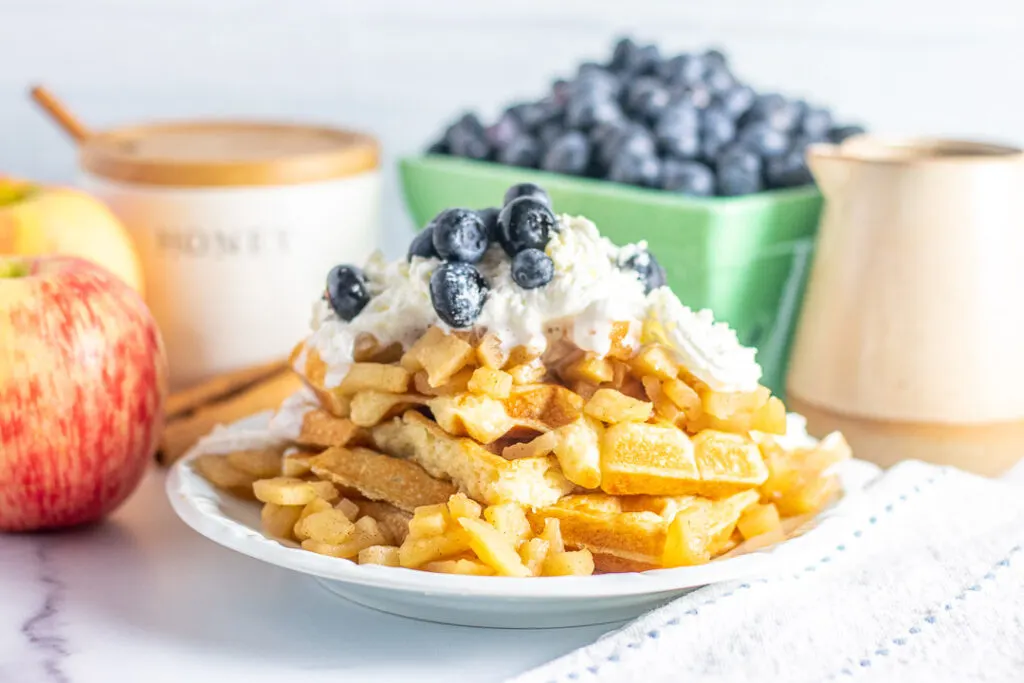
[629,344,679,381]
[399,529,472,568]
[447,492,483,520]
[552,417,603,489]
[408,503,451,538]
[338,363,411,395]
[584,388,653,423]
[560,353,614,384]
[467,367,513,399]
[458,517,531,577]
[542,549,595,576]
[736,503,782,540]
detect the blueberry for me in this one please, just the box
[498,135,542,167]
[658,128,701,159]
[617,125,657,157]
[673,84,713,110]
[565,93,623,130]
[430,262,489,328]
[577,61,606,77]
[430,208,489,263]
[631,44,662,76]
[476,207,501,242]
[703,106,736,140]
[705,65,736,96]
[660,159,715,196]
[608,38,660,75]
[717,85,756,119]
[607,152,661,187]
[800,107,833,140]
[657,102,701,131]
[765,151,814,188]
[497,197,557,255]
[717,145,763,178]
[485,112,523,151]
[450,112,485,138]
[572,69,622,99]
[621,250,666,293]
[656,108,701,158]
[657,54,705,86]
[537,122,566,148]
[701,134,729,162]
[598,124,655,168]
[507,100,561,131]
[829,124,866,143]
[764,100,804,132]
[503,183,551,208]
[744,93,785,122]
[326,265,370,321]
[742,95,802,132]
[701,107,736,159]
[407,226,437,261]
[511,248,555,289]
[446,125,490,160]
[703,48,728,70]
[656,105,701,157]
[426,140,448,155]
[624,77,671,123]
[551,79,572,107]
[609,37,639,72]
[590,120,628,150]
[790,132,827,153]
[738,121,789,157]
[542,131,591,175]
[717,156,763,196]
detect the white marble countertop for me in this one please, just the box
[0,466,612,683]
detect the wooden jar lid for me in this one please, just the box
[80,121,379,187]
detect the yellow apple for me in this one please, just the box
[0,177,144,294]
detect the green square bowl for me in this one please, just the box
[399,155,822,395]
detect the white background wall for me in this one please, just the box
[2,0,1022,242]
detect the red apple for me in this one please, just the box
[0,255,167,531]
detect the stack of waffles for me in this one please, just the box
[191,320,850,577]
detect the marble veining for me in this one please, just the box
[20,544,69,683]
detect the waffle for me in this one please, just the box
[371,410,574,508]
[198,322,848,575]
[310,446,457,512]
[527,489,759,571]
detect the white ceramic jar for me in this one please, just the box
[80,122,380,390]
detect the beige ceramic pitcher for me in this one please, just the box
[787,136,1024,475]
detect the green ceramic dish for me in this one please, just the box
[399,155,823,395]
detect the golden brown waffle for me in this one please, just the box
[310,446,457,512]
[530,489,759,569]
[371,410,574,508]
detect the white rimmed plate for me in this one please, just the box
[166,413,881,628]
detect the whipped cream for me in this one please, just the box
[305,214,761,392]
[645,288,761,392]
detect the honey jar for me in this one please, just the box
[80,121,380,389]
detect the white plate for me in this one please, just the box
[167,413,881,628]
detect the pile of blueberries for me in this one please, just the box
[325,183,666,329]
[428,38,865,197]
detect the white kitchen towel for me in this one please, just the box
[508,461,1024,683]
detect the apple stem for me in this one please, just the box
[0,261,29,278]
